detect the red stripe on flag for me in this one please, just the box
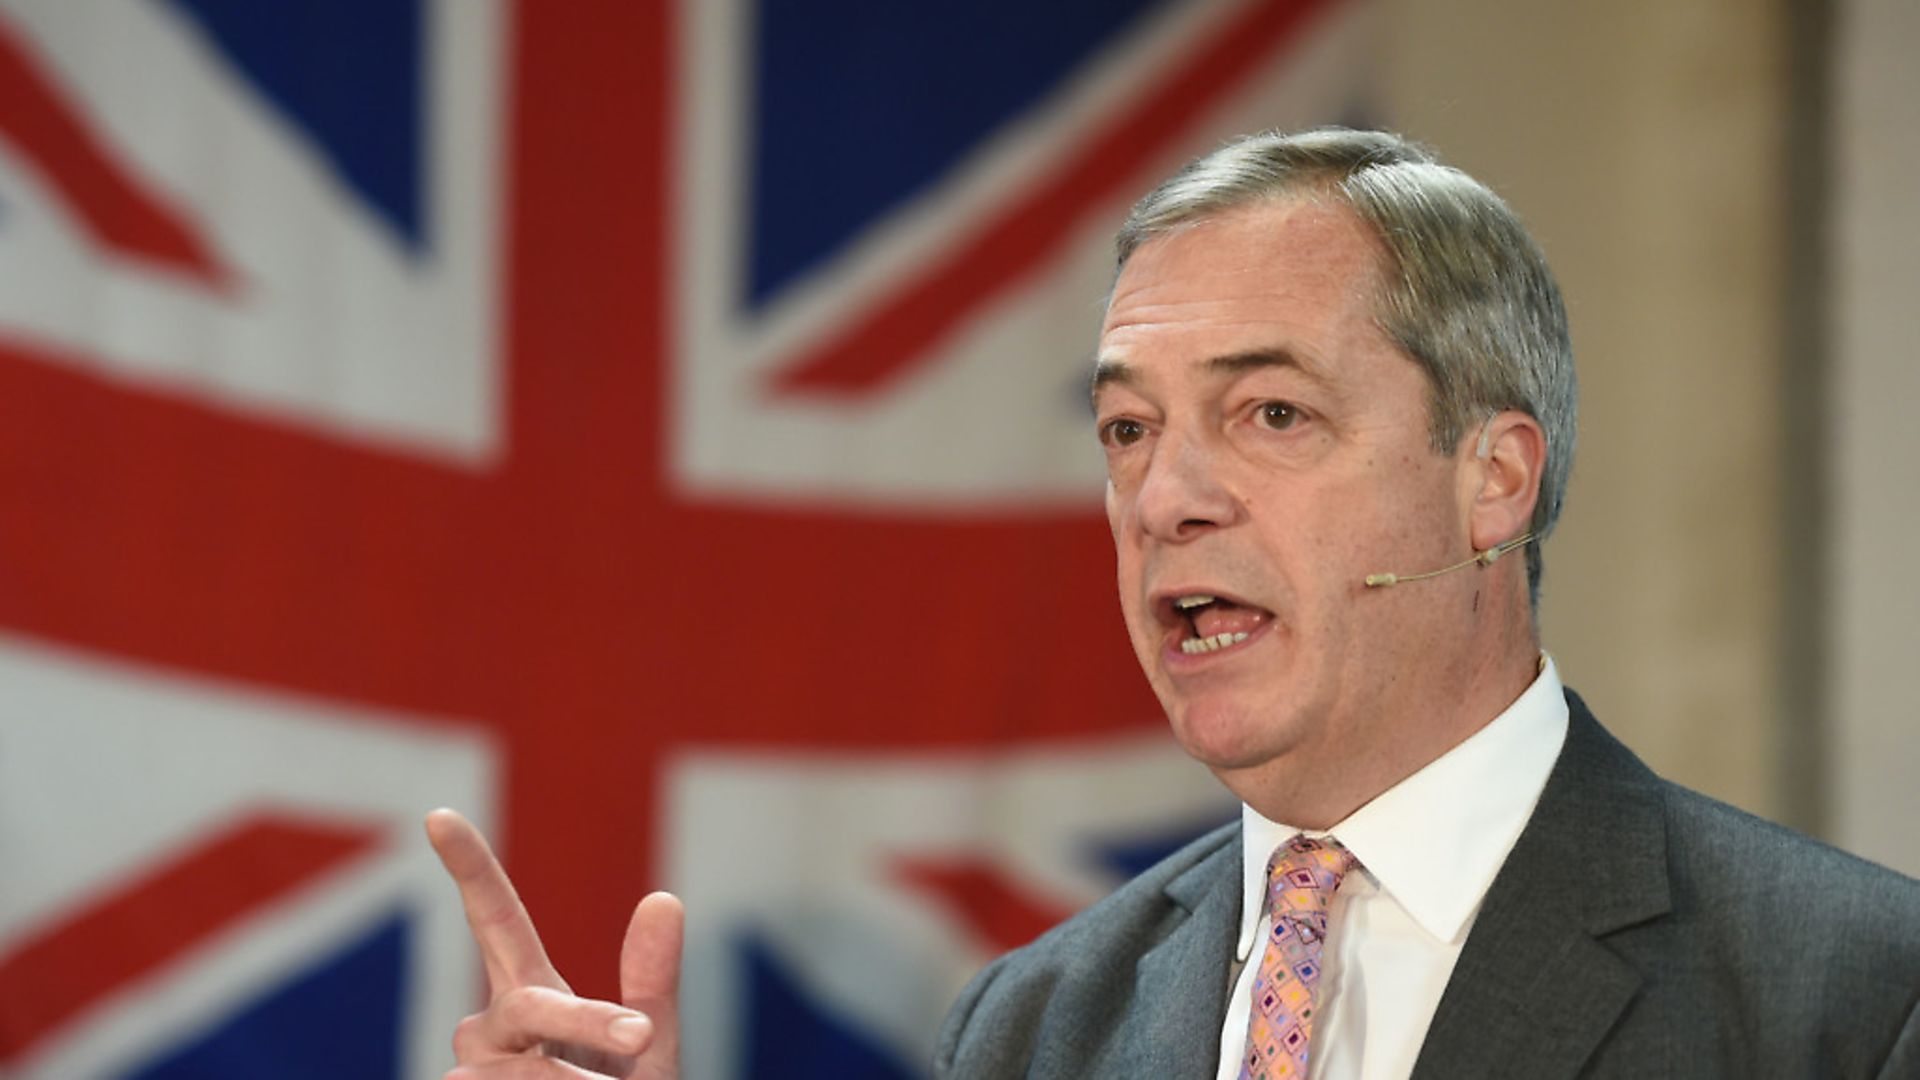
[0,16,233,290]
[0,814,381,1062]
[893,856,1077,954]
[768,0,1335,398]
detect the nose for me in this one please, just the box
[1132,429,1240,542]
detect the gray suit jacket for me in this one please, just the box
[934,691,1920,1078]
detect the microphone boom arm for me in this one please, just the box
[1363,532,1536,589]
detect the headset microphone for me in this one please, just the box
[1363,532,1536,588]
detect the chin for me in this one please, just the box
[1165,698,1298,773]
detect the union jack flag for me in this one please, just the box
[0,1,1373,1076]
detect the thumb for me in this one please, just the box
[621,892,685,1062]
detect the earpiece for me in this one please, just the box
[1363,533,1534,588]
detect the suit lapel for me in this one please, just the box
[1106,827,1243,1080]
[1412,693,1672,1079]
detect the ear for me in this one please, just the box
[1462,410,1545,552]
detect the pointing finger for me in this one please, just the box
[426,808,564,996]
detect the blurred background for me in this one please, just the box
[0,0,1912,1076]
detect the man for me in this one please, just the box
[426,129,1920,1079]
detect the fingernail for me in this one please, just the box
[609,1014,651,1049]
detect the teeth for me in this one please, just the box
[1180,631,1250,655]
[1172,595,1216,610]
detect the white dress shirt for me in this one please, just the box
[1214,657,1570,1080]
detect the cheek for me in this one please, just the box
[1107,486,1146,588]
[1248,480,1355,564]
[1250,497,1393,613]
[1376,467,1464,549]
[1112,551,1146,624]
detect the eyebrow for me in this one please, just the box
[1209,348,1313,378]
[1088,348,1316,404]
[1089,358,1134,397]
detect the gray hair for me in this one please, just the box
[1115,128,1577,608]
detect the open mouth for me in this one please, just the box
[1165,593,1273,655]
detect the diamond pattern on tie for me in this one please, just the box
[1237,834,1356,1080]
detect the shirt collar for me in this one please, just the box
[1235,655,1570,961]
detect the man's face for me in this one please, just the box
[1094,198,1480,802]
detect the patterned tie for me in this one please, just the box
[1237,834,1357,1080]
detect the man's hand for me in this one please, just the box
[425,808,683,1079]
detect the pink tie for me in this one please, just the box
[1237,834,1356,1080]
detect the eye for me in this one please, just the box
[1098,417,1147,448]
[1255,400,1301,431]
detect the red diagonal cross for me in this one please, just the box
[0,1,1324,1002]
[0,19,230,288]
[0,815,382,1060]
